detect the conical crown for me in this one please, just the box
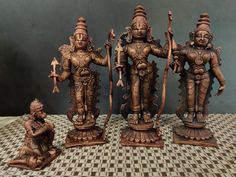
[131,5,148,27]
[74,17,88,36]
[196,13,211,33]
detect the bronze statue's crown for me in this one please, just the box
[131,5,148,26]
[196,13,211,33]
[74,17,88,36]
[30,98,43,114]
[133,5,147,20]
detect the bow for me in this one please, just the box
[156,11,173,123]
[102,29,115,141]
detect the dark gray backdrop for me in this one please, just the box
[0,0,235,116]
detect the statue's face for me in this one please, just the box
[194,30,210,47]
[75,33,88,49]
[35,109,47,119]
[131,20,148,40]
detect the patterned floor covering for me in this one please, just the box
[0,114,235,177]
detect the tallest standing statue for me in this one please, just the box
[115,5,174,147]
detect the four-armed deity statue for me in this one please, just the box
[115,5,173,147]
[171,13,225,147]
[49,17,114,147]
[8,99,61,170]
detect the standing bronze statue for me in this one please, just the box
[49,17,114,147]
[115,5,173,147]
[171,13,225,147]
[8,99,61,170]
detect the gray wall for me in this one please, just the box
[0,0,235,115]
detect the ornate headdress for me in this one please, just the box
[131,5,149,28]
[69,17,94,51]
[125,5,153,43]
[74,17,88,37]
[189,13,213,47]
[195,13,212,35]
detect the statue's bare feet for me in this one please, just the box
[37,157,43,164]
[196,112,205,123]
[48,147,57,156]
[129,114,139,124]
[28,156,42,169]
[76,115,84,125]
[87,118,95,124]
[184,112,194,123]
[66,109,75,121]
[143,111,152,123]
[86,112,95,124]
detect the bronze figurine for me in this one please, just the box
[49,17,114,148]
[8,99,61,170]
[171,13,225,147]
[115,5,173,147]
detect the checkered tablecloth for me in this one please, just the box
[0,114,235,177]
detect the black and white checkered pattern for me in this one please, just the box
[0,114,235,177]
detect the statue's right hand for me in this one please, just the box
[116,79,124,87]
[172,50,180,56]
[115,64,124,72]
[48,72,61,81]
[45,122,54,131]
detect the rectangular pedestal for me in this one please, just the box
[173,132,218,147]
[65,137,107,148]
[120,138,164,148]
[120,127,164,148]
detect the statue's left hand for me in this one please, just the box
[168,27,173,38]
[216,84,225,96]
[48,71,59,78]
[170,59,182,73]
[165,28,173,40]
[104,41,112,49]
[45,122,54,130]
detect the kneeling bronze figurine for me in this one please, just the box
[171,13,225,147]
[8,99,61,170]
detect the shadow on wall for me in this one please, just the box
[0,39,43,116]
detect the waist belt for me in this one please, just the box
[131,62,153,77]
[187,71,209,81]
[73,68,93,84]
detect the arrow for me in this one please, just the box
[115,40,124,87]
[50,57,60,93]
